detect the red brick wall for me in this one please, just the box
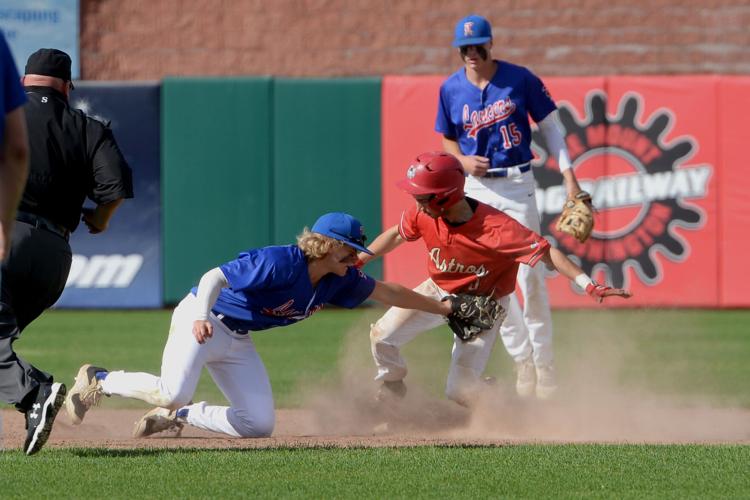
[80,0,750,80]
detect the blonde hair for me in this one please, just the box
[296,228,345,260]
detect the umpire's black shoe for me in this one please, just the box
[24,382,67,455]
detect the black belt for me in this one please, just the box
[16,211,70,241]
[215,313,250,335]
[484,163,531,178]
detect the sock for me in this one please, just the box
[95,371,108,381]
[176,408,189,419]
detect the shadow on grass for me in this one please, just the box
[70,448,212,458]
[69,443,510,458]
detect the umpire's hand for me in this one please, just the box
[81,199,125,234]
[81,207,106,234]
[193,320,213,344]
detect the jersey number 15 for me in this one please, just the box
[499,123,521,149]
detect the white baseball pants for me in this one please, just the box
[101,294,275,437]
[371,279,510,405]
[464,169,555,366]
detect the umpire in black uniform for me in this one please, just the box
[0,48,134,454]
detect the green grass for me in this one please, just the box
[0,445,748,498]
[7,308,381,408]
[3,308,749,498]
[7,308,750,408]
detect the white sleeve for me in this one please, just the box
[538,111,572,173]
[194,267,229,321]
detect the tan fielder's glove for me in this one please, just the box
[444,294,506,342]
[556,191,594,243]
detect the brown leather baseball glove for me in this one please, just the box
[556,191,594,243]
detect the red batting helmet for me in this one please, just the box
[396,152,466,213]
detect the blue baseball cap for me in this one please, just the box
[311,212,373,255]
[452,14,493,47]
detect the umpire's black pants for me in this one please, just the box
[0,221,71,411]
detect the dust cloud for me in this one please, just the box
[296,310,750,444]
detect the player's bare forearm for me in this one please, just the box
[561,169,583,198]
[542,247,632,301]
[542,247,585,281]
[358,225,404,264]
[442,136,463,157]
[442,136,489,176]
[369,281,451,315]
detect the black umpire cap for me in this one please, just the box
[25,48,74,88]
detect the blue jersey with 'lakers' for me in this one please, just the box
[435,60,556,169]
[191,245,376,332]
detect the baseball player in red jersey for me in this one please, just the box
[358,152,630,405]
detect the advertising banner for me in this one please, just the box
[538,77,719,307]
[0,0,79,77]
[381,75,745,307]
[380,76,446,289]
[55,83,161,308]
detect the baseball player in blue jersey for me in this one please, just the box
[436,14,587,399]
[63,212,459,438]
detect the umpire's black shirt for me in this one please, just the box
[21,86,134,232]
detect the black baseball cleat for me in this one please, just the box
[24,382,67,455]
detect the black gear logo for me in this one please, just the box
[532,91,712,289]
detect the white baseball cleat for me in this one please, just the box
[133,407,185,438]
[535,364,558,400]
[515,357,536,398]
[65,364,106,425]
[375,380,407,403]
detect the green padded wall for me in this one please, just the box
[272,78,382,279]
[162,77,273,303]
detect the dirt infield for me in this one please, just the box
[3,407,471,450]
[3,392,749,450]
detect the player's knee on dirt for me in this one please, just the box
[154,394,192,410]
[152,385,193,410]
[228,407,275,438]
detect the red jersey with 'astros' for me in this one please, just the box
[399,199,551,297]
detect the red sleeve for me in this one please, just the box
[494,218,550,267]
[398,204,422,242]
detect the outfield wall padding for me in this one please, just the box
[161,77,273,303]
[272,78,383,279]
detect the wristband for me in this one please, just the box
[574,273,594,290]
